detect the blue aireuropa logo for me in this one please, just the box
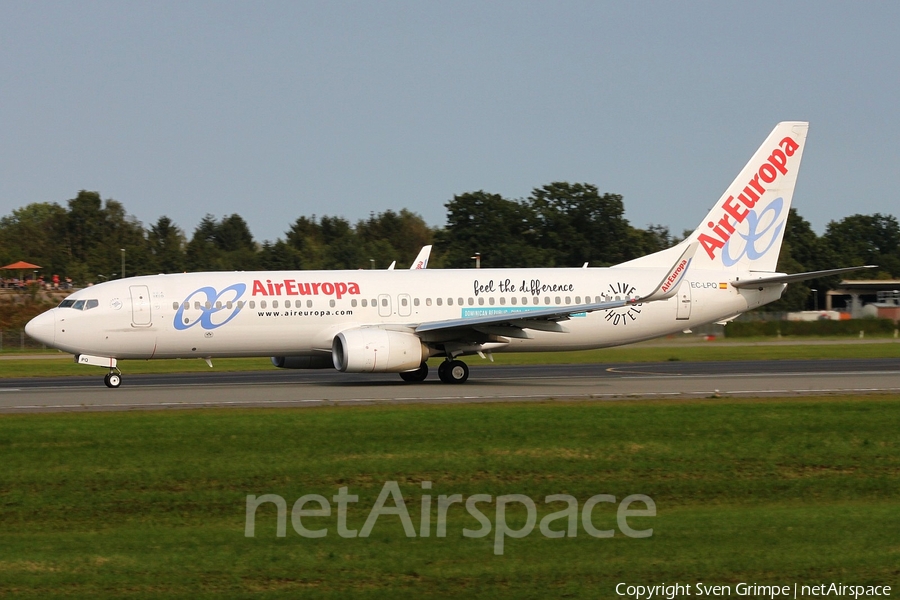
[174,283,246,331]
[721,197,785,267]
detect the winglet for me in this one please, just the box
[636,242,698,303]
[410,245,432,269]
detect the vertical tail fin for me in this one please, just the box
[619,122,808,272]
[687,121,809,271]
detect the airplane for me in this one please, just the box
[25,122,871,388]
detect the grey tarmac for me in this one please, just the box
[1,358,899,413]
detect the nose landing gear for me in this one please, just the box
[103,370,122,388]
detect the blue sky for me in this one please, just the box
[2,1,898,244]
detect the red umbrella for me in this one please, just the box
[1,261,41,270]
[1,261,42,287]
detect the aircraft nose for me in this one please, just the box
[25,310,55,346]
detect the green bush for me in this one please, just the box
[724,318,896,337]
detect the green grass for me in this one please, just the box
[2,338,900,377]
[1,396,899,597]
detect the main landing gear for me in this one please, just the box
[398,359,470,384]
[399,362,429,382]
[438,359,469,384]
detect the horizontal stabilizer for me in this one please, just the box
[730,265,876,289]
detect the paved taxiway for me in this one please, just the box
[1,358,898,412]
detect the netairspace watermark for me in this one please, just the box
[616,582,892,600]
[244,480,656,555]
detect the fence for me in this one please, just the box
[0,329,48,351]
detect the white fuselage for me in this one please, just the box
[29,266,782,361]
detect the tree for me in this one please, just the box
[0,202,68,274]
[61,191,147,283]
[148,216,186,273]
[183,214,259,271]
[185,215,222,271]
[528,183,634,266]
[437,191,549,268]
[823,213,900,278]
[356,209,434,268]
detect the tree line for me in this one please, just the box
[1,186,898,311]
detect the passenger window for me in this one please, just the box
[488,297,495,305]
[172,301,179,310]
[361,299,367,307]
[447,298,453,306]
[205,301,212,309]
[555,296,561,304]
[510,297,517,305]
[249,301,255,309]
[426,298,432,306]
[575,296,582,303]
[216,301,223,309]
[273,300,279,309]
[467,298,474,306]
[414,298,420,307]
[565,296,571,304]
[86,299,99,310]
[436,298,442,306]
[381,298,388,307]
[458,298,464,306]
[500,297,506,305]
[307,300,313,308]
[351,299,357,307]
[237,301,244,308]
[261,300,267,309]
[284,300,291,308]
[401,298,408,307]
[195,301,201,310]
[478,297,484,305]
[329,299,335,308]
[522,297,528,305]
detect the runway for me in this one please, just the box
[1,358,898,412]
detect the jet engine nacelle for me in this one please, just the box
[332,328,427,373]
[271,355,334,369]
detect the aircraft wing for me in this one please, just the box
[414,242,697,335]
[730,265,876,289]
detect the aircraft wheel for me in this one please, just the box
[105,373,122,388]
[439,360,469,384]
[399,363,428,382]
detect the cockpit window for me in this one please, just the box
[58,299,98,310]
